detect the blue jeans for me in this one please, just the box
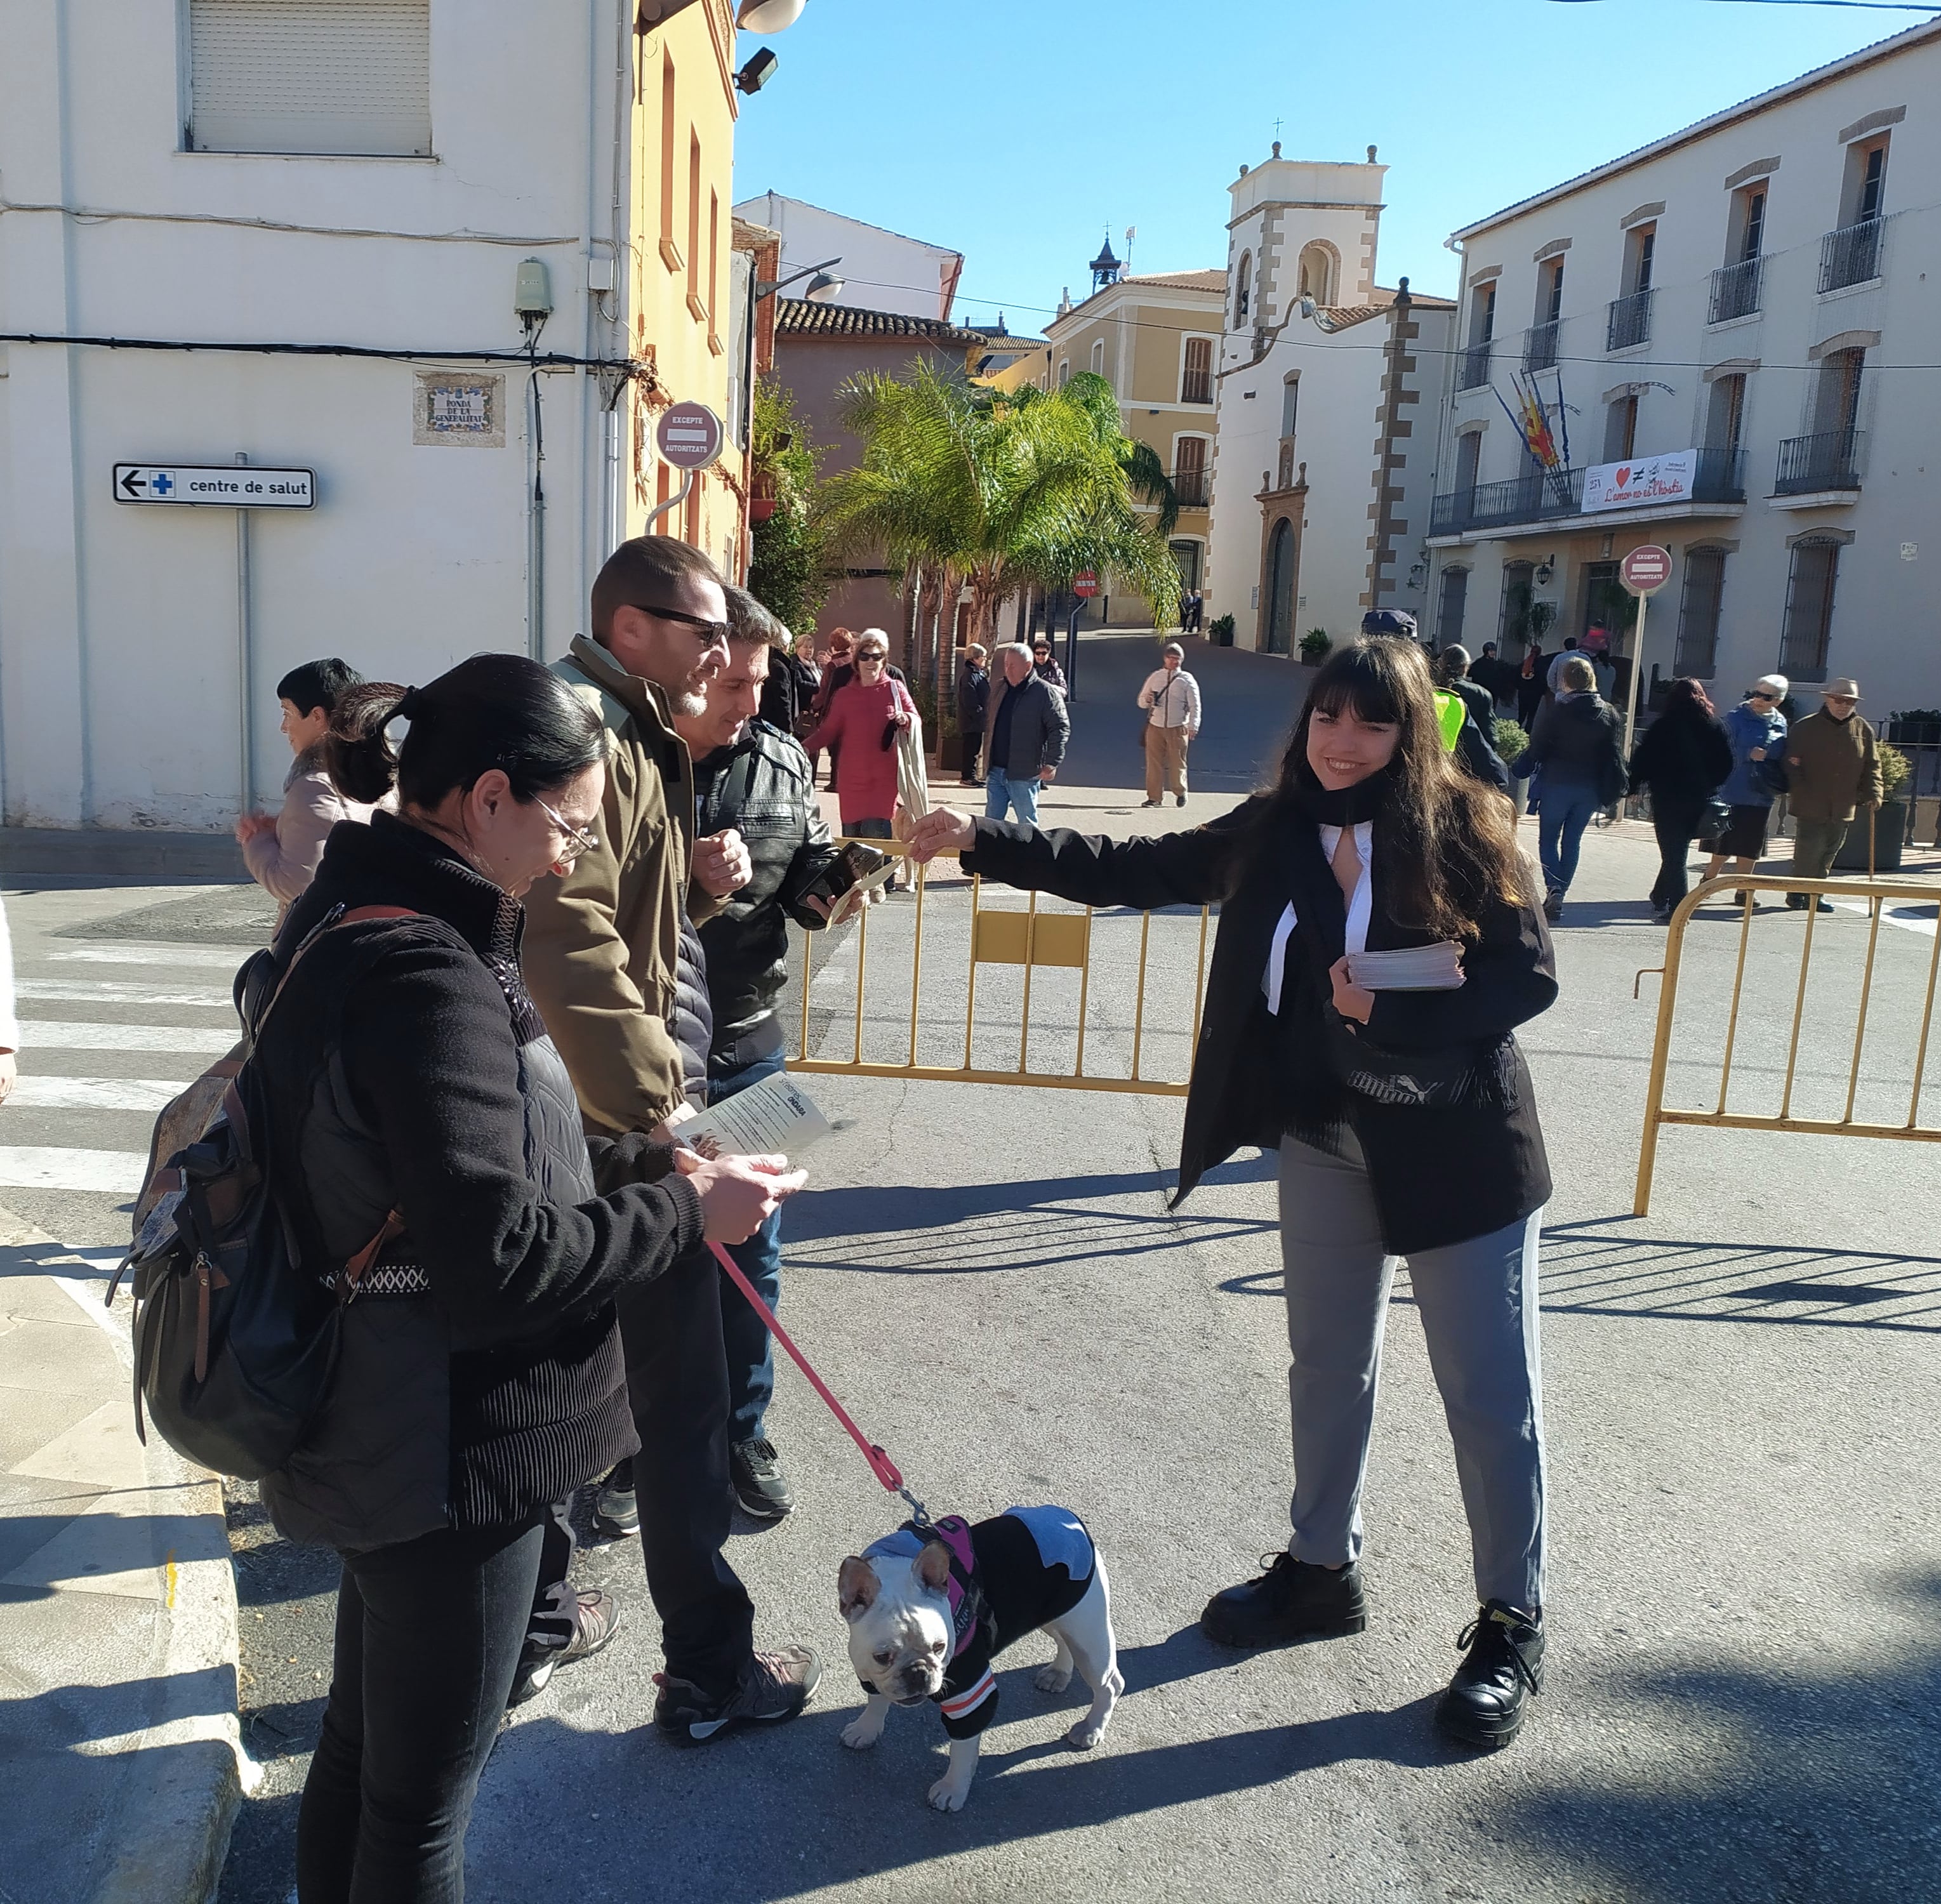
[709,1045,786,1444]
[1537,783,1599,898]
[985,768,1041,826]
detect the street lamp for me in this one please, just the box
[753,256,844,303]
[737,0,805,27]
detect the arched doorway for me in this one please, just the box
[1264,517,1296,655]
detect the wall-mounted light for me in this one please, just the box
[754,255,843,303]
[737,0,805,29]
[734,48,778,91]
[1535,555,1555,586]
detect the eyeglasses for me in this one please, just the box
[855,648,887,661]
[533,795,599,864]
[632,602,731,645]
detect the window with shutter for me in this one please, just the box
[189,1,432,157]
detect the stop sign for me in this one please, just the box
[656,401,724,471]
[1619,545,1673,596]
[1072,571,1099,599]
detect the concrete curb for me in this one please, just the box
[0,1207,254,1904]
[0,827,244,882]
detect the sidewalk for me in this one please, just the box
[0,1200,251,1904]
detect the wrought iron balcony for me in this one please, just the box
[1606,287,1653,352]
[1708,256,1763,324]
[1457,341,1492,390]
[1170,468,1210,508]
[1179,367,1214,405]
[1818,217,1883,294]
[1774,428,1864,495]
[1431,447,1746,536]
[1522,321,1560,373]
[1690,446,1746,503]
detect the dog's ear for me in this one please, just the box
[838,1556,880,1622]
[915,1540,953,1596]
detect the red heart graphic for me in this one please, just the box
[1615,466,1632,485]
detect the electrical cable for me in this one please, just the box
[0,331,640,373]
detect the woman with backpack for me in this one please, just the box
[256,654,804,1902]
[908,638,1559,1752]
[1627,679,1733,923]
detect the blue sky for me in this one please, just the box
[733,0,1919,327]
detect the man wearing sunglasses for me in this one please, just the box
[522,535,820,1745]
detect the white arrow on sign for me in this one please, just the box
[113,463,316,508]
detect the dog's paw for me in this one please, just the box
[1033,1663,1072,1694]
[927,1775,971,1813]
[1064,1719,1105,1750]
[840,1717,883,1751]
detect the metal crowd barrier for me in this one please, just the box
[788,840,1212,1095]
[1633,873,1941,1213]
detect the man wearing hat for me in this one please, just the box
[1782,677,1881,910]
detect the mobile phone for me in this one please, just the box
[803,840,897,908]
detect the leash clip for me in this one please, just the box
[899,1487,931,1528]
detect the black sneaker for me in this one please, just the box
[653,1644,821,1745]
[1176,793,1188,807]
[729,1437,795,1521]
[507,1588,621,1707]
[1542,889,1565,923]
[1434,1601,1544,1749]
[594,1461,639,1538]
[1140,798,1162,809]
[1200,1552,1367,1649]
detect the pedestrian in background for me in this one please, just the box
[957,642,990,786]
[1702,673,1789,889]
[1138,639,1201,809]
[1627,678,1733,923]
[267,656,799,1901]
[981,640,1068,826]
[1782,677,1881,912]
[1436,645,1494,732]
[235,658,380,914]
[1525,654,1625,921]
[910,635,1559,1752]
[1516,645,1547,729]
[803,631,917,841]
[1031,637,1068,698]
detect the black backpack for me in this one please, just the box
[108,904,411,1478]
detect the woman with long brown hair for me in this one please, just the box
[910,637,1558,1749]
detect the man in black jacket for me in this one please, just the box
[676,605,848,1519]
[957,645,990,786]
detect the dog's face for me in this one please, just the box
[838,1542,955,1705]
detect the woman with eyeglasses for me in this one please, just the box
[1702,672,1789,889]
[1031,638,1069,698]
[255,654,804,1902]
[802,631,918,843]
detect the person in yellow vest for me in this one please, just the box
[1782,678,1881,912]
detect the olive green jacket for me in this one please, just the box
[1784,708,1881,824]
[520,635,722,1135]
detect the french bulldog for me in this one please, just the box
[837,1505,1122,1812]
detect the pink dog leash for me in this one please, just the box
[708,1240,929,1522]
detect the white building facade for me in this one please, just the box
[731,192,964,322]
[0,0,742,833]
[1207,150,1454,653]
[1424,21,1941,716]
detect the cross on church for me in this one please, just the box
[1273,117,1283,140]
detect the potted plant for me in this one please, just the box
[1298,628,1331,664]
[1834,741,1911,871]
[1494,716,1532,815]
[1209,612,1236,646]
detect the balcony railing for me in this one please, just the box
[1457,341,1492,390]
[1818,217,1883,293]
[1179,369,1214,405]
[1170,469,1210,508]
[1774,428,1865,495]
[1430,446,1746,536]
[1708,255,1764,324]
[1522,321,1560,372]
[1606,287,1653,351]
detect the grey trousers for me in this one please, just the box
[1277,1134,1547,1611]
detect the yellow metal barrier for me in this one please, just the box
[789,840,1212,1095]
[1634,872,1941,1213]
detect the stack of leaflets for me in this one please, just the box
[1343,941,1466,991]
[679,1072,831,1158]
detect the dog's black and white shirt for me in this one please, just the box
[864,1505,1096,1738]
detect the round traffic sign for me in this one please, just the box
[656,401,724,472]
[1619,544,1673,597]
[1073,570,1099,599]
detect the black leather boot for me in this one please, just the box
[1435,1601,1544,1747]
[1200,1552,1367,1648]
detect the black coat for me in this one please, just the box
[261,814,703,1542]
[1528,693,1627,803]
[1628,704,1733,810]
[694,719,841,1057]
[962,802,1556,1255]
[958,663,990,737]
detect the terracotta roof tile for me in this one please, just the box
[775,299,991,346]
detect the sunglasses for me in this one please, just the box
[856,648,887,661]
[533,795,600,864]
[633,602,731,644]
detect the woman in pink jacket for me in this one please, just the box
[802,631,917,837]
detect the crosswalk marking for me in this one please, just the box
[47,944,251,969]
[9,1078,189,1112]
[19,1021,236,1055]
[0,1147,148,1194]
[17,979,235,1009]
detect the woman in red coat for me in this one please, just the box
[802,631,917,837]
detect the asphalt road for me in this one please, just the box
[8,632,1938,1903]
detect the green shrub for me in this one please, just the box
[1879,741,1911,800]
[1208,612,1236,642]
[1493,716,1529,765]
[1299,628,1331,663]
